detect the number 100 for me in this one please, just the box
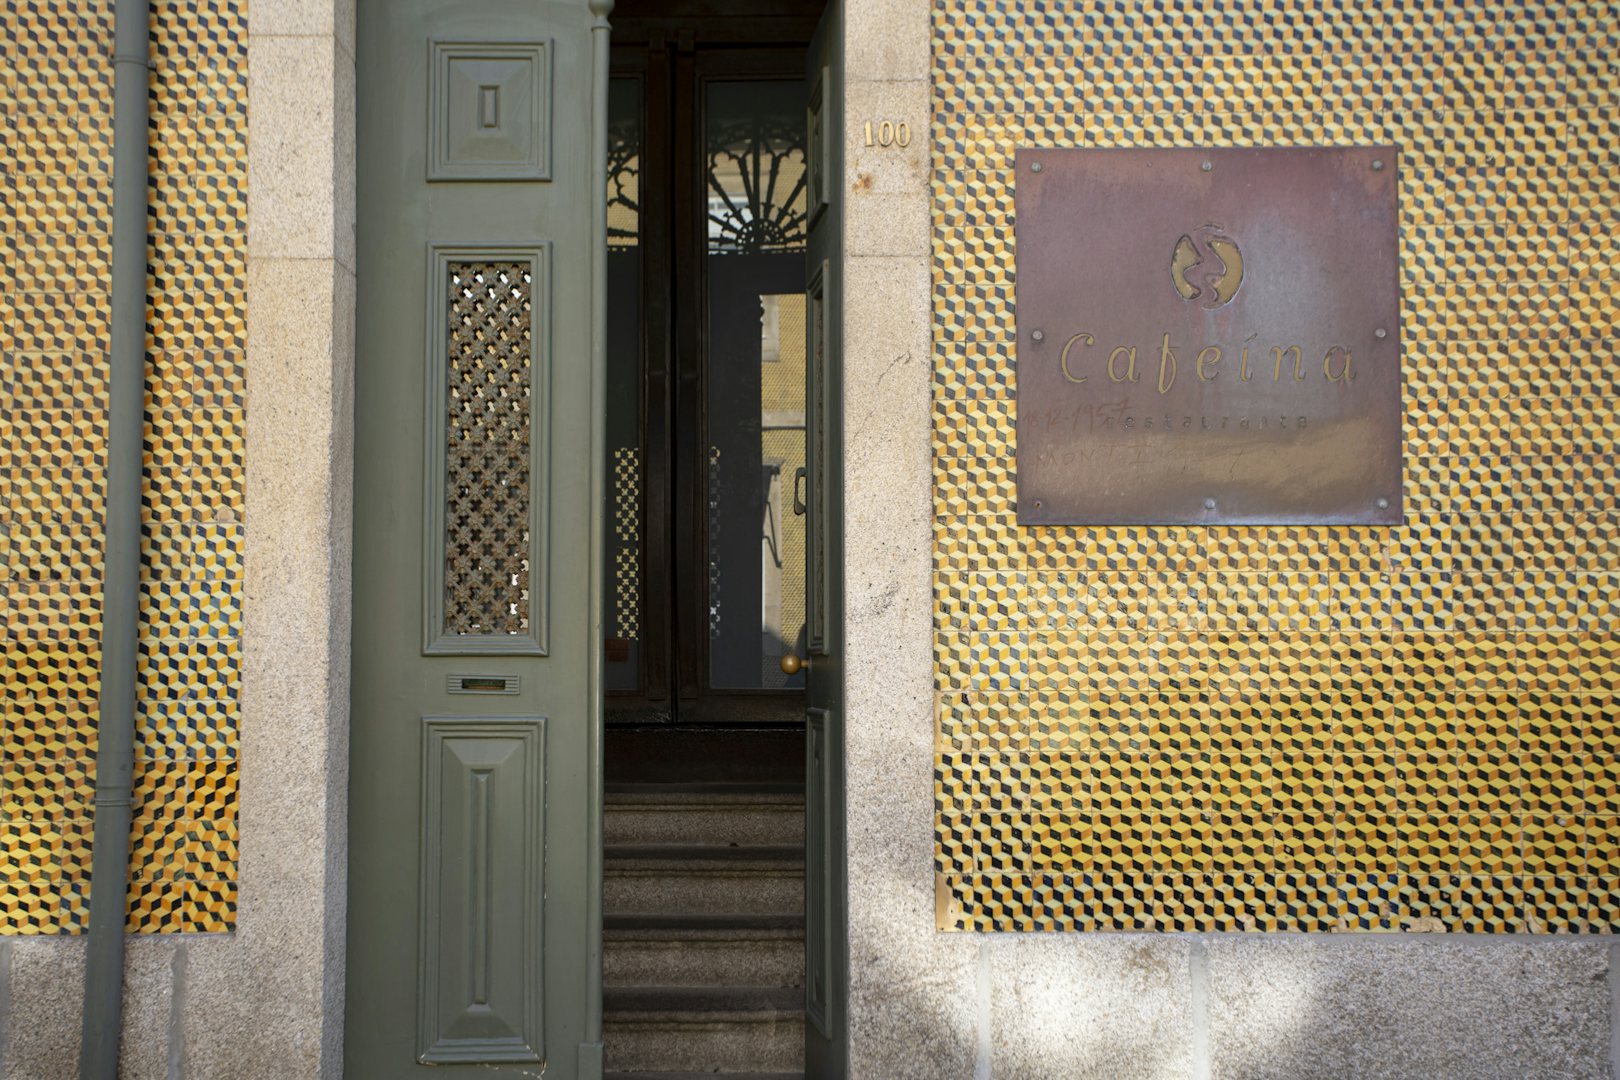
[863,120,912,148]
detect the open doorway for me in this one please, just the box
[602,3,824,777]
[348,0,843,1074]
[599,2,843,1076]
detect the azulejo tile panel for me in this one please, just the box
[0,0,244,934]
[932,0,1619,933]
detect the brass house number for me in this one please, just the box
[862,119,911,148]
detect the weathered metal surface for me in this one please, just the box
[1014,146,1401,525]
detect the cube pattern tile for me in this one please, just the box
[933,0,1619,933]
[0,0,244,934]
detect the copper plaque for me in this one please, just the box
[1015,147,1401,525]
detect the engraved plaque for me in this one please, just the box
[1015,147,1401,525]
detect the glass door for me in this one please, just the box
[703,77,811,693]
[605,46,810,725]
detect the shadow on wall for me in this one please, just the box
[990,934,1201,1079]
[854,852,1613,1080]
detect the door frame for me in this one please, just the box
[802,5,848,1073]
[343,1,849,1075]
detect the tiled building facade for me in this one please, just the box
[931,0,1620,934]
[1,0,244,938]
[0,0,1617,1077]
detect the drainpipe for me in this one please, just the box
[80,0,150,1075]
[582,1,613,1075]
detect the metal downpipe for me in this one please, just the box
[80,0,150,1075]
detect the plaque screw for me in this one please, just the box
[1033,499,1043,509]
[1372,159,1385,171]
[1377,497,1390,509]
[1374,327,1388,339]
[1030,161,1043,173]
[1031,329,1045,342]
[1201,160,1213,172]
[1204,498,1217,510]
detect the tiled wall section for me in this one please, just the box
[933,0,1619,932]
[0,0,245,934]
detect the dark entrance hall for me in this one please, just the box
[600,3,839,1077]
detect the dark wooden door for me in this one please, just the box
[603,31,818,727]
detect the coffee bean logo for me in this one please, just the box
[1171,224,1244,309]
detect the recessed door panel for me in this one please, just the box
[429,40,553,181]
[418,717,545,1063]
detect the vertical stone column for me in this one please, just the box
[841,1,980,1074]
[181,3,357,1076]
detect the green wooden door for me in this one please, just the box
[803,3,847,1076]
[347,1,609,1076]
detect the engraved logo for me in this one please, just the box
[1171,225,1244,309]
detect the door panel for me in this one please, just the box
[605,63,668,706]
[688,58,810,712]
[803,3,847,1075]
[348,1,606,1076]
[417,716,546,1063]
[704,260,806,692]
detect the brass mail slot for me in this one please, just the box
[447,673,520,695]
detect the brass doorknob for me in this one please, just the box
[779,653,804,675]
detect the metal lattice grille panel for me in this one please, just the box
[705,115,808,254]
[613,446,640,641]
[444,262,533,637]
[932,0,1620,934]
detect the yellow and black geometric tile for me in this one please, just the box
[0,0,244,934]
[933,0,1620,933]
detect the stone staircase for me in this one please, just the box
[603,782,806,1080]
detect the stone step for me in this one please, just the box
[606,782,804,800]
[605,792,805,847]
[603,987,805,1074]
[605,917,804,988]
[604,1073,802,1080]
[607,844,803,870]
[603,912,806,936]
[604,866,804,917]
[604,845,804,917]
[605,785,803,837]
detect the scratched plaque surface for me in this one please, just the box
[1015,146,1401,525]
